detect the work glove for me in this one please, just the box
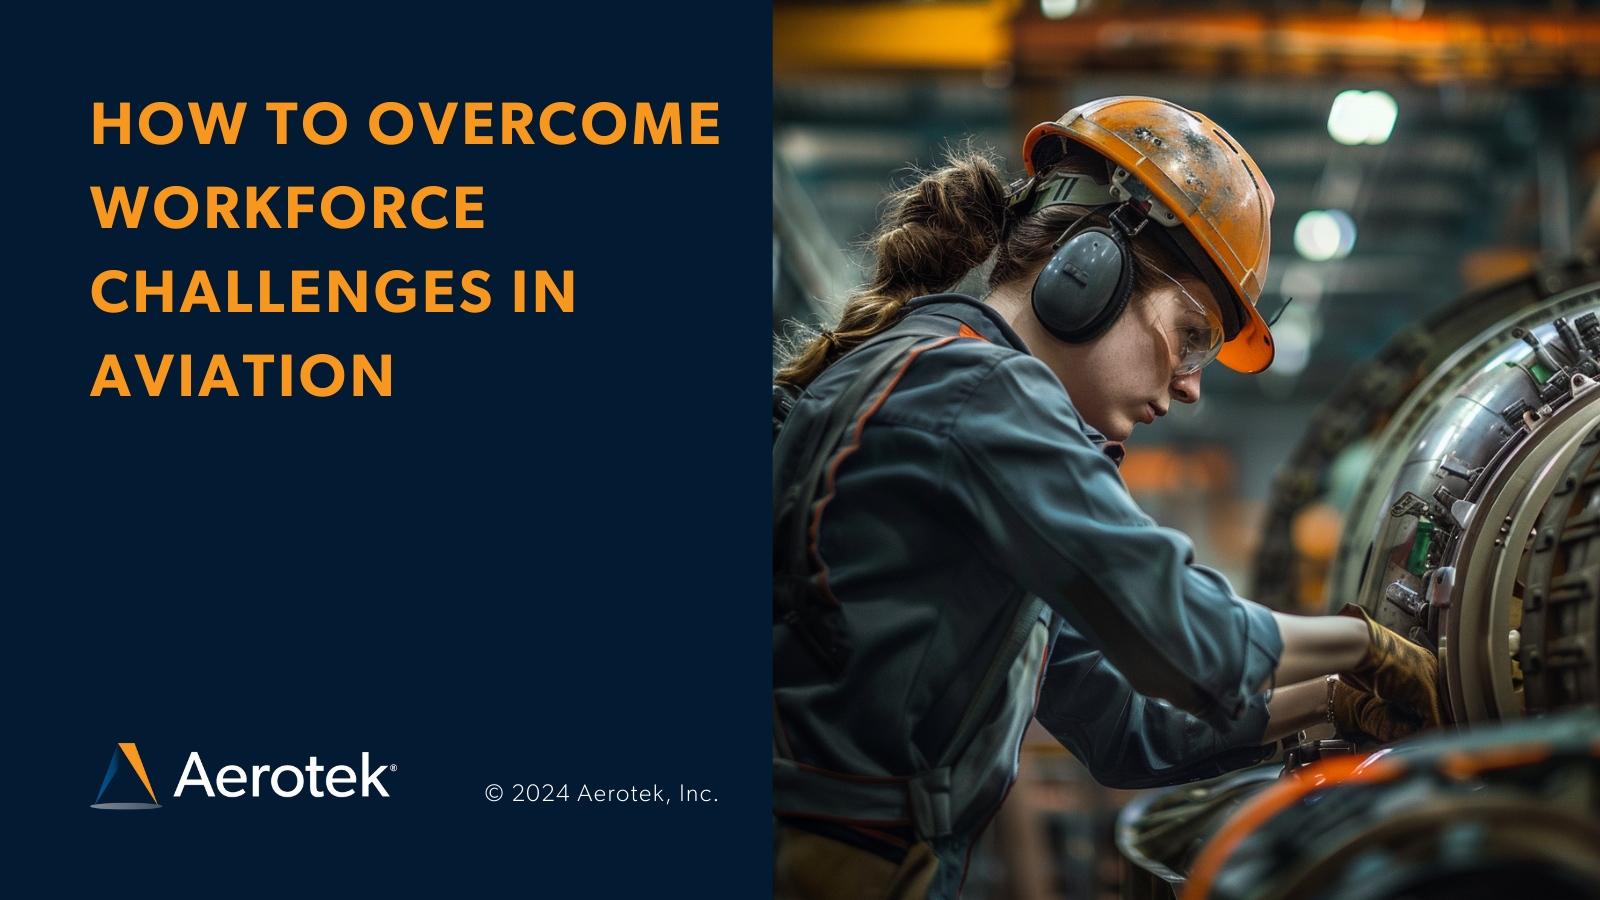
[1337,603,1444,729]
[1330,678,1426,744]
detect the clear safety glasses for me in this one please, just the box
[1150,267,1225,377]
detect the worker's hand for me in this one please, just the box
[1337,603,1443,728]
[1330,678,1427,744]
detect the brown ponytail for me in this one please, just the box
[774,149,1010,389]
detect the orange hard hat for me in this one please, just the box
[1023,96,1276,373]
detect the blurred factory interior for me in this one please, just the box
[772,3,1600,898]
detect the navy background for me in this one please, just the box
[7,4,771,894]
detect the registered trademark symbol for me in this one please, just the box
[390,764,398,772]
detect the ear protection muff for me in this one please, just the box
[1031,204,1144,343]
[1017,168,1181,344]
[1032,220,1132,343]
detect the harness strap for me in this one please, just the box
[771,324,952,677]
[773,759,957,840]
[772,310,1050,843]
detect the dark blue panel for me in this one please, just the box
[6,3,772,895]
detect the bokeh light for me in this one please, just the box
[1328,90,1398,145]
[1294,209,1357,261]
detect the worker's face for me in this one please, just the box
[1051,271,1222,442]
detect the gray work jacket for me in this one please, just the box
[773,295,1281,898]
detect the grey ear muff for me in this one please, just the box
[1031,223,1135,343]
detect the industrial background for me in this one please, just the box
[772,2,1600,898]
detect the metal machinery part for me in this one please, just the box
[1186,711,1600,900]
[1332,279,1600,724]
[1117,268,1600,900]
[1253,253,1600,614]
[1248,254,1600,725]
[1117,711,1600,900]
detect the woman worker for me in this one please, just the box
[771,97,1441,900]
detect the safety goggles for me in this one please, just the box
[1150,267,1225,377]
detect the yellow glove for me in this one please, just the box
[1330,678,1426,744]
[1337,603,1443,728]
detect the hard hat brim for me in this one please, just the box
[1217,300,1274,374]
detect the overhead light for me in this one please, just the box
[1041,0,1079,19]
[1327,90,1398,145]
[1294,209,1357,261]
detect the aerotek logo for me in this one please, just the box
[92,742,161,809]
[175,751,392,798]
[91,744,396,807]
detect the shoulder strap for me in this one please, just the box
[771,323,951,677]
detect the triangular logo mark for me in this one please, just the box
[92,742,161,809]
